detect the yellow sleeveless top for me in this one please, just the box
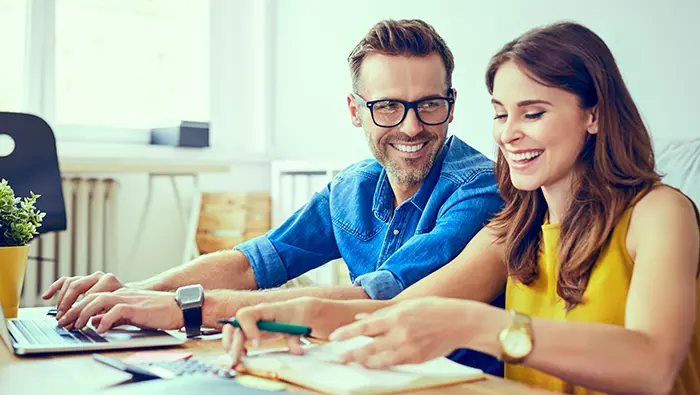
[505,192,700,394]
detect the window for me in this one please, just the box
[55,0,209,130]
[0,0,27,113]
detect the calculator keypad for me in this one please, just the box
[138,359,235,379]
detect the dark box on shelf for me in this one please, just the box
[150,121,210,148]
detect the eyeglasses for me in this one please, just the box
[353,90,455,128]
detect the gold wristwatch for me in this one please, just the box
[497,310,534,364]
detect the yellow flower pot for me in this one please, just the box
[0,245,29,318]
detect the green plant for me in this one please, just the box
[0,179,45,247]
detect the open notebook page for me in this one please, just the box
[241,336,484,395]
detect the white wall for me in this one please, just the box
[70,0,700,284]
[270,0,700,162]
[92,0,276,282]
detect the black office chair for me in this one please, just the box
[0,112,66,234]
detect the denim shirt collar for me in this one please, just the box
[372,136,452,223]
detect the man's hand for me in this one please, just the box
[56,289,183,334]
[42,271,125,320]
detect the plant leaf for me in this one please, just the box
[0,179,45,246]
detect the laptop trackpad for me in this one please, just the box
[102,326,173,342]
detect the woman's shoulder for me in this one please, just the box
[633,184,698,221]
[627,184,700,257]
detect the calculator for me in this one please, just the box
[93,353,236,380]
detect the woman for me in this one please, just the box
[224,22,700,394]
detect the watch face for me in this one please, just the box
[177,285,203,306]
[500,330,532,358]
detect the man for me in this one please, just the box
[43,19,504,373]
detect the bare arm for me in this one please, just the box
[128,250,257,292]
[61,273,384,335]
[200,283,378,330]
[233,226,509,333]
[208,287,393,338]
[244,225,509,332]
[467,187,699,394]
[397,225,507,302]
[229,226,508,334]
[44,249,259,316]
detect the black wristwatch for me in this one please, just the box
[175,284,204,338]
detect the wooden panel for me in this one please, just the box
[196,232,246,253]
[201,192,270,207]
[197,192,271,254]
[198,211,247,230]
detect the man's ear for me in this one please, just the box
[586,106,599,135]
[448,88,457,124]
[347,94,362,128]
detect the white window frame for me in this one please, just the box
[23,0,149,144]
[21,0,273,156]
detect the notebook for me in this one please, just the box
[237,336,485,395]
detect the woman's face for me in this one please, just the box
[491,61,597,192]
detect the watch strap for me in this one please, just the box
[182,306,203,338]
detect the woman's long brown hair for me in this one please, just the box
[486,22,661,310]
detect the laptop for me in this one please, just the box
[0,304,185,355]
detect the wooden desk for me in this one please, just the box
[1,308,556,395]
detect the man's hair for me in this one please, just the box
[348,19,454,94]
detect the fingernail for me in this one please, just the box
[328,330,340,341]
[337,353,350,364]
[366,358,379,369]
[252,338,260,348]
[55,312,63,320]
[355,313,369,320]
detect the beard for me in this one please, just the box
[366,130,444,186]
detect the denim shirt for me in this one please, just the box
[236,135,506,374]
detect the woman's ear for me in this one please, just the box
[586,106,599,135]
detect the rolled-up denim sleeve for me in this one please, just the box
[235,184,341,289]
[354,171,503,299]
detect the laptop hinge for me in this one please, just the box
[7,321,28,345]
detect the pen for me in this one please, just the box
[218,318,312,336]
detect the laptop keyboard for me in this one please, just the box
[10,319,108,345]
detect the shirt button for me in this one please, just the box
[393,229,400,235]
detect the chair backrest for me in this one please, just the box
[656,137,700,207]
[0,112,66,234]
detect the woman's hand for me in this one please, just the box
[221,297,347,366]
[329,297,486,369]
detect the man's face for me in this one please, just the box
[348,53,455,187]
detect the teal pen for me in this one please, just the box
[218,318,312,336]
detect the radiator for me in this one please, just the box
[270,161,352,286]
[20,177,119,307]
